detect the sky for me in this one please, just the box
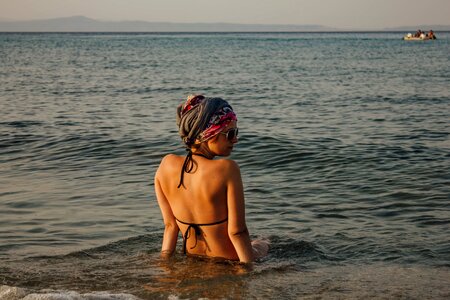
[1,0,450,29]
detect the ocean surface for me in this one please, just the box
[0,32,449,299]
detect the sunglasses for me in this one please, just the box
[219,128,239,141]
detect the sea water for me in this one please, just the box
[0,32,449,299]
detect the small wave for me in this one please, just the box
[28,234,162,261]
[359,95,449,105]
[1,131,166,172]
[0,121,44,128]
[315,213,348,219]
[410,215,450,227]
[267,236,328,262]
[0,285,141,300]
[0,133,44,150]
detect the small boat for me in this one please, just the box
[403,33,436,41]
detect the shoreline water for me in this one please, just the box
[2,262,450,299]
[1,233,450,299]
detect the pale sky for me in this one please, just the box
[1,0,450,29]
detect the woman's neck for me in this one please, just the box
[191,145,215,159]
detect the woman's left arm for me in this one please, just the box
[225,160,255,263]
[154,170,179,257]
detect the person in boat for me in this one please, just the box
[414,29,422,38]
[154,95,269,263]
[427,30,436,40]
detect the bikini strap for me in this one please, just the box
[177,149,194,189]
[177,150,211,189]
[176,217,228,227]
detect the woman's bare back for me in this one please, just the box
[156,154,240,260]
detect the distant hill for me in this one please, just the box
[2,16,449,32]
[0,16,336,32]
[383,25,450,31]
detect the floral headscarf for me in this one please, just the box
[177,95,237,147]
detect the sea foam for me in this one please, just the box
[0,285,141,300]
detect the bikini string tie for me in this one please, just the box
[177,149,194,189]
[181,224,201,254]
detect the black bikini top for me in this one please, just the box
[175,217,228,254]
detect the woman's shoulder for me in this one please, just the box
[160,153,181,164]
[212,158,241,173]
[156,154,183,176]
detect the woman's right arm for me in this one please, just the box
[155,163,179,258]
[225,160,255,263]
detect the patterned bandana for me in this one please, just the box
[180,95,205,117]
[199,106,237,142]
[179,95,237,144]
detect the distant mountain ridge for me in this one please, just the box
[0,16,334,32]
[1,16,449,32]
[383,25,450,31]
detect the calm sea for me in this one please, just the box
[1,32,449,299]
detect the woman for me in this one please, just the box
[154,95,269,263]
